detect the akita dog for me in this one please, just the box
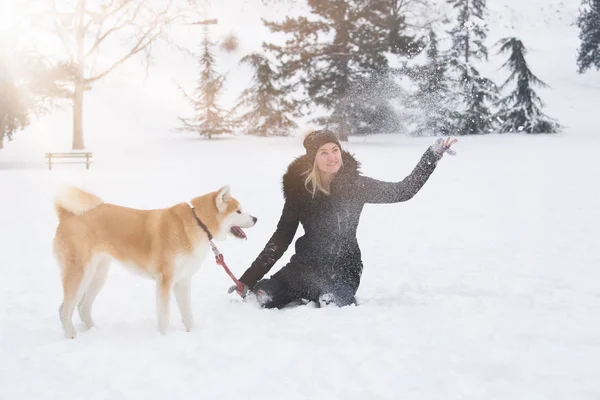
[52,185,257,339]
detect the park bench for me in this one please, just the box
[45,151,93,170]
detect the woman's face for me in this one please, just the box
[315,142,342,175]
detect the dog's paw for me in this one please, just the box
[63,329,77,339]
[157,324,168,335]
[183,322,196,332]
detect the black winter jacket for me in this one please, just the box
[239,147,442,289]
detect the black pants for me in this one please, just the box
[252,262,359,309]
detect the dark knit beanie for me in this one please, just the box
[303,130,342,164]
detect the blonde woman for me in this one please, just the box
[229,129,457,308]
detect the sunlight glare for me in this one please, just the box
[0,0,63,57]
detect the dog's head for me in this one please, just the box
[192,186,257,241]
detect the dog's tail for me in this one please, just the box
[54,185,104,222]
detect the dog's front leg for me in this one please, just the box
[174,278,195,332]
[156,274,173,335]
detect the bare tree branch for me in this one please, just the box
[85,29,159,83]
[82,0,183,83]
[50,0,75,61]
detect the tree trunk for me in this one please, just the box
[72,83,85,149]
[72,0,86,150]
[464,1,470,64]
[338,121,349,141]
[0,114,5,149]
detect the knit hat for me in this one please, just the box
[303,130,342,164]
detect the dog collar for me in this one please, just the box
[189,205,213,241]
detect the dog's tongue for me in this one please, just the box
[230,226,247,239]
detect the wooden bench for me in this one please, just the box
[45,152,93,170]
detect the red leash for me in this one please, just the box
[209,241,244,292]
[189,206,244,292]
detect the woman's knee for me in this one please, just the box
[318,282,357,307]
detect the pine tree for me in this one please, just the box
[330,70,404,135]
[446,0,498,135]
[457,65,498,134]
[178,26,232,139]
[0,59,30,149]
[447,0,488,63]
[263,0,394,140]
[410,30,456,136]
[232,53,297,136]
[494,37,560,134]
[370,0,427,57]
[0,45,75,150]
[576,0,600,73]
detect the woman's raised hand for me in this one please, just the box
[431,137,458,156]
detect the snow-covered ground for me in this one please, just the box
[2,0,600,399]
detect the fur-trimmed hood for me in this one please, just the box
[282,151,361,200]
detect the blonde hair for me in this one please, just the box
[303,152,344,198]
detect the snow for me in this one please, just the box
[2,0,600,399]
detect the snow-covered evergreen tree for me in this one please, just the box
[494,37,560,134]
[325,70,404,135]
[446,0,498,135]
[410,30,456,136]
[263,0,395,140]
[447,0,488,63]
[370,0,427,57]
[457,65,498,134]
[0,46,74,149]
[0,59,29,149]
[232,53,297,136]
[576,0,600,73]
[177,26,232,139]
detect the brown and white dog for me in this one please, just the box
[52,185,257,339]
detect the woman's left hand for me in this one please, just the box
[431,137,458,156]
[227,282,250,298]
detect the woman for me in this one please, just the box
[228,129,457,308]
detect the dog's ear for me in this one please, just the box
[216,185,231,212]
